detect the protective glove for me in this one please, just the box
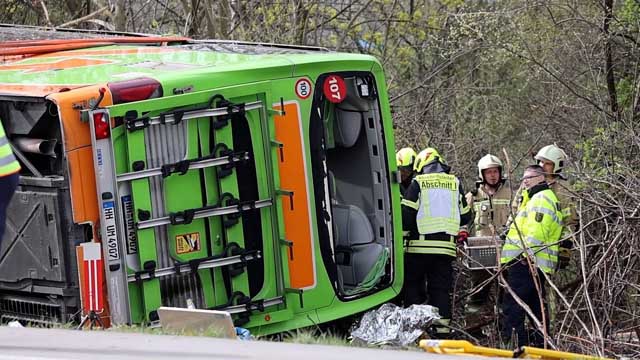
[499,225,509,241]
[557,247,571,269]
[456,230,469,247]
[557,239,573,270]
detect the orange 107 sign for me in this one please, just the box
[323,75,346,103]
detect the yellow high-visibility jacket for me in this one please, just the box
[500,183,562,273]
[0,123,20,177]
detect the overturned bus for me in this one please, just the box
[0,31,403,334]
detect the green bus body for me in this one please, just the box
[0,38,403,334]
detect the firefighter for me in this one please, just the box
[396,147,417,197]
[0,121,20,246]
[465,154,511,317]
[534,144,576,269]
[401,147,472,337]
[500,164,562,347]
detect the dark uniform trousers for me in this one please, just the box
[403,253,453,319]
[501,260,549,347]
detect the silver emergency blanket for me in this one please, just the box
[350,303,441,346]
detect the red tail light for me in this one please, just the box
[93,112,110,139]
[109,78,163,104]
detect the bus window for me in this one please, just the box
[310,72,393,298]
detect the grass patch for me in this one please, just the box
[10,318,397,349]
[279,328,350,346]
[107,324,231,338]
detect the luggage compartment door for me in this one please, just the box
[94,82,288,325]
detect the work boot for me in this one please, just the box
[465,301,488,328]
[431,318,453,339]
[466,302,482,315]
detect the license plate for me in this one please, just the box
[102,200,121,261]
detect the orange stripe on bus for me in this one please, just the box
[0,42,114,56]
[0,58,113,73]
[0,36,189,48]
[274,101,316,290]
[38,47,187,58]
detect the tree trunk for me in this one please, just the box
[114,0,127,31]
[603,0,619,120]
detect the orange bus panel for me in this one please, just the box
[49,85,113,226]
[274,101,316,290]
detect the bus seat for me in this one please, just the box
[332,204,384,287]
[334,109,362,148]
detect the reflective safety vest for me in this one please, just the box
[415,173,461,236]
[467,183,511,236]
[403,173,465,257]
[500,188,562,273]
[0,123,19,177]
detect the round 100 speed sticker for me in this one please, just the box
[295,78,312,99]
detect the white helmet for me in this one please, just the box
[534,144,567,173]
[477,154,503,181]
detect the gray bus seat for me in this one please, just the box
[332,204,384,287]
[334,109,362,148]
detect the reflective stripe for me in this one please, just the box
[500,251,557,272]
[505,236,559,257]
[406,246,456,257]
[0,152,16,167]
[0,142,13,157]
[538,194,557,209]
[401,198,419,210]
[476,199,511,206]
[418,218,458,227]
[406,237,457,257]
[473,199,509,210]
[408,240,456,249]
[492,199,511,205]
[538,247,558,258]
[460,203,471,215]
[472,193,511,207]
[529,252,556,272]
[504,237,519,247]
[459,188,470,215]
[501,249,523,258]
[0,141,20,176]
[529,206,563,225]
[525,235,545,247]
[525,236,558,256]
[0,128,20,176]
[501,245,557,270]
[0,162,20,176]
